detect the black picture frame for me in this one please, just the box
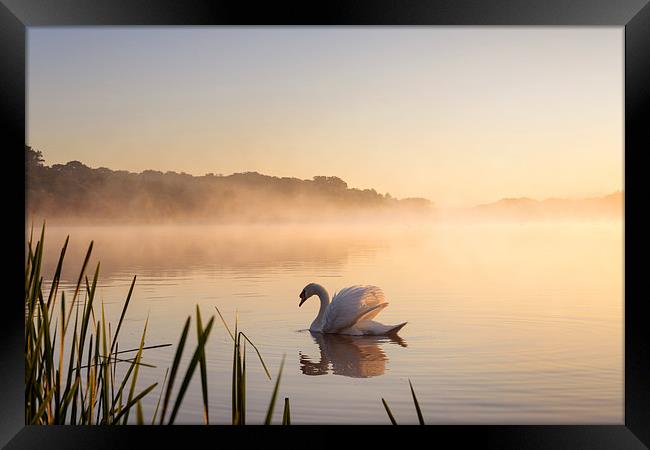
[1,0,648,448]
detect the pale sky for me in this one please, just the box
[27,27,623,207]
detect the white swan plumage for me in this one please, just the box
[298,282,407,335]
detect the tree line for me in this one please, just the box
[25,146,433,223]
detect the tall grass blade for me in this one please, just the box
[159,316,191,424]
[381,398,398,425]
[100,303,112,423]
[235,333,243,425]
[79,356,156,371]
[238,338,246,425]
[109,276,136,356]
[112,383,158,424]
[65,302,80,393]
[231,318,238,425]
[136,401,144,425]
[63,240,93,332]
[114,344,172,355]
[409,379,425,425]
[282,398,291,425]
[215,306,270,379]
[195,306,209,425]
[238,332,271,380]
[56,290,66,422]
[264,355,285,425]
[214,305,235,340]
[122,317,149,425]
[151,368,169,425]
[25,223,34,289]
[167,316,214,425]
[46,235,68,309]
[60,377,81,417]
[37,291,54,421]
[77,263,100,370]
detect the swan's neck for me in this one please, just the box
[310,284,330,331]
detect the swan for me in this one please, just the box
[298,283,407,335]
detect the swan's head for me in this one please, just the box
[298,283,318,307]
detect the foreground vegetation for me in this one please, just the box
[25,224,290,425]
[382,380,425,425]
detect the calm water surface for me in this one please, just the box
[39,221,623,424]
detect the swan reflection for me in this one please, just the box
[300,331,407,378]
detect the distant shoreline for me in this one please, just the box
[26,146,621,224]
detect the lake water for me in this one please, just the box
[38,221,623,424]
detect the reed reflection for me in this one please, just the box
[300,331,407,378]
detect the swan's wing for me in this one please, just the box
[323,285,388,332]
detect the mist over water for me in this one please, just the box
[38,219,623,424]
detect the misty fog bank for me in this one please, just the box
[26,146,621,225]
[26,146,433,224]
[439,192,623,222]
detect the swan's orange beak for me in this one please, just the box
[299,291,306,307]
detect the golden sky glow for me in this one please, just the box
[28,27,623,207]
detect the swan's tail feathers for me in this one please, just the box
[387,322,407,335]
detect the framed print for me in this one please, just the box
[1,0,648,448]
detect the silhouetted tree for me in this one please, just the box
[25,146,44,167]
